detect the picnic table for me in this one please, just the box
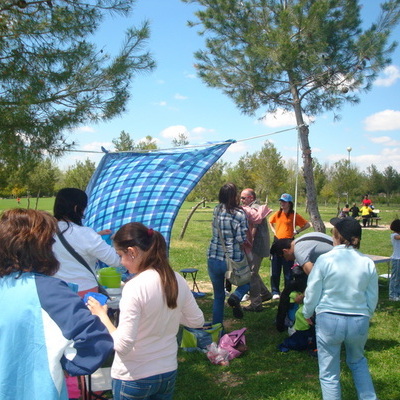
[365,254,391,282]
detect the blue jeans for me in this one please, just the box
[316,313,377,400]
[112,370,177,400]
[207,257,249,324]
[270,254,293,295]
[389,258,400,299]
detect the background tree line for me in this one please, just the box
[2,131,399,208]
[186,141,400,207]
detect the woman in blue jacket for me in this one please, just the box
[0,208,113,400]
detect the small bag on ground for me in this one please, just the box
[219,327,248,360]
[179,322,223,352]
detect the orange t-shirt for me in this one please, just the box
[269,211,308,239]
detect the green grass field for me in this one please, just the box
[1,198,399,399]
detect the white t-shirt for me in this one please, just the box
[53,221,121,291]
[111,269,205,381]
[391,232,400,260]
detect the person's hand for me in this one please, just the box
[97,229,112,236]
[87,296,108,317]
[306,317,314,326]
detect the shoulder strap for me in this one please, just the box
[57,232,110,297]
[295,235,333,246]
[57,232,96,277]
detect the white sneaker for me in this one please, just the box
[288,327,296,336]
[242,293,250,301]
[272,294,280,300]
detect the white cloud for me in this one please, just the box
[364,110,400,131]
[159,125,215,144]
[160,125,189,139]
[174,93,188,100]
[56,141,111,170]
[184,71,196,79]
[73,126,96,133]
[191,126,215,135]
[374,65,400,87]
[260,108,314,128]
[154,101,167,107]
[326,150,400,171]
[82,141,112,151]
[369,136,400,146]
[227,141,247,154]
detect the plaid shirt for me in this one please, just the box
[207,204,248,262]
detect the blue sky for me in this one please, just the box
[58,0,400,173]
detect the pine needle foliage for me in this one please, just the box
[0,0,155,165]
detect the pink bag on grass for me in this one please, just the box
[218,327,248,360]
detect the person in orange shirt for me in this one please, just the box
[268,193,310,299]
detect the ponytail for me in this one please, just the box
[113,222,178,308]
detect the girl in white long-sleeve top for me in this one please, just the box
[88,222,204,400]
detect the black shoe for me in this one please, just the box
[261,293,272,302]
[227,295,244,319]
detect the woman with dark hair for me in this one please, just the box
[303,217,378,400]
[207,183,249,323]
[88,222,204,400]
[0,209,113,400]
[53,188,121,297]
[268,193,310,299]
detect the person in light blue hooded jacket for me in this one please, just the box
[303,217,378,400]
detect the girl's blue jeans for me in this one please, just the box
[207,257,249,324]
[316,312,377,400]
[112,370,177,400]
[389,258,400,299]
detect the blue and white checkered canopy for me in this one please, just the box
[84,141,232,246]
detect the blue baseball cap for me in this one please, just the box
[279,193,293,202]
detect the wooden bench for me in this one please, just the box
[368,217,381,227]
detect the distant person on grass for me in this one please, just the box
[207,183,249,322]
[359,203,373,227]
[240,188,273,312]
[389,219,400,301]
[268,193,310,299]
[350,203,360,218]
[303,217,378,400]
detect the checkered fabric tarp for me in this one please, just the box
[84,141,232,246]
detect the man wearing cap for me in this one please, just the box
[269,193,310,299]
[303,217,378,400]
[240,188,273,311]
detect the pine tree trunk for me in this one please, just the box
[290,81,326,233]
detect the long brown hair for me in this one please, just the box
[219,182,240,214]
[113,222,178,309]
[277,201,294,218]
[0,209,59,277]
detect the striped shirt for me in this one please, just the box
[207,204,248,262]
